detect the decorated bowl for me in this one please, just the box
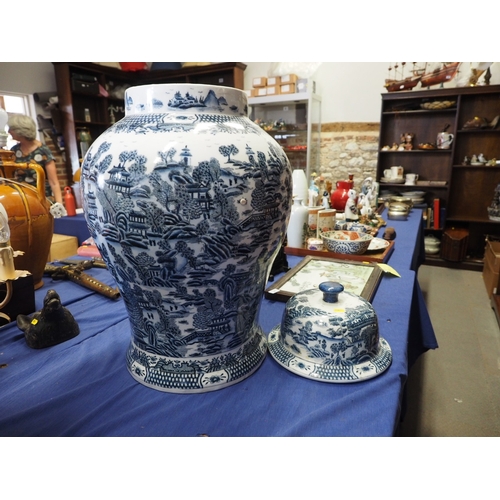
[321,230,373,254]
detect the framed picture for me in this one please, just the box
[264,255,383,303]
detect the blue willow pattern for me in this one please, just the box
[82,85,292,392]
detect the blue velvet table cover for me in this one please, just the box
[53,213,91,245]
[0,208,437,436]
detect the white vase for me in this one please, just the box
[287,198,309,248]
[81,83,292,393]
[292,169,308,203]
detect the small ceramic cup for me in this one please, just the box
[391,166,404,179]
[405,173,419,185]
[317,208,337,236]
[307,207,321,235]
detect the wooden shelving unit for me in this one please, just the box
[376,84,500,269]
[53,62,246,178]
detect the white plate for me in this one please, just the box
[367,237,390,251]
[380,177,405,184]
[402,191,425,197]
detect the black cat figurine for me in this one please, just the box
[17,289,80,349]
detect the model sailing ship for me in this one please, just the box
[384,62,461,92]
[384,62,425,92]
[420,62,460,88]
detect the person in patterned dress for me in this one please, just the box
[7,113,62,204]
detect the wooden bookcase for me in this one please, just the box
[52,62,246,179]
[376,84,500,269]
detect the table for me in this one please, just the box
[0,208,437,436]
[53,213,91,245]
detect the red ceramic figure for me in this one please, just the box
[330,177,354,211]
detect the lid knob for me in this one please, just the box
[319,282,344,303]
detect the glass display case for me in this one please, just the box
[248,92,321,181]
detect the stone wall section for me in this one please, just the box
[316,122,380,192]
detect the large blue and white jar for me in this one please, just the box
[81,84,292,393]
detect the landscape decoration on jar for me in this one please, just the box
[82,83,292,393]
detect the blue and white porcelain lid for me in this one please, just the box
[268,282,392,383]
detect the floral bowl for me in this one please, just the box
[320,230,373,254]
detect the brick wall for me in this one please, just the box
[42,132,72,190]
[317,122,380,192]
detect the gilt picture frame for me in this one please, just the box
[264,255,383,303]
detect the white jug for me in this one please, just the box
[437,132,454,149]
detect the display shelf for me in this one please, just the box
[382,109,457,115]
[248,92,312,105]
[377,84,500,268]
[423,253,484,271]
[379,149,452,153]
[53,62,247,176]
[452,164,500,169]
[248,92,321,181]
[446,215,500,224]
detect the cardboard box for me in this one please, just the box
[297,78,316,93]
[252,77,267,88]
[481,238,500,298]
[280,74,298,84]
[255,87,267,97]
[245,88,259,97]
[48,234,79,262]
[280,83,296,95]
[267,76,281,86]
[485,238,500,274]
[266,85,280,96]
[483,256,500,298]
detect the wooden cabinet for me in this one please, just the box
[377,84,500,269]
[53,62,246,177]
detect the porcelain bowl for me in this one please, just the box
[321,230,373,254]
